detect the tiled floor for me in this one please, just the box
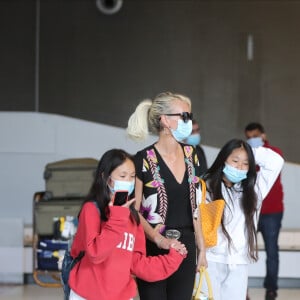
[0,284,300,300]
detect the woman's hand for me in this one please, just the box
[154,234,188,255]
[170,242,188,256]
[154,234,188,256]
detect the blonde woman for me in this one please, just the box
[127,92,207,300]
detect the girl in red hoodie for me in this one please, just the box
[69,149,187,300]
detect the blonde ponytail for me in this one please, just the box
[127,99,152,141]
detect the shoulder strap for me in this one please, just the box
[198,178,207,204]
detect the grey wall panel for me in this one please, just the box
[0,0,35,110]
[1,0,300,162]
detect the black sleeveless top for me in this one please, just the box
[134,143,201,229]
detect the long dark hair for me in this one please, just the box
[80,149,140,224]
[203,139,258,261]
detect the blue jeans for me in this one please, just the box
[258,212,283,293]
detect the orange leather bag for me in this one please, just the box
[199,179,225,248]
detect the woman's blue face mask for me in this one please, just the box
[171,119,193,142]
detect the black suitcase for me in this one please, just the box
[43,158,98,199]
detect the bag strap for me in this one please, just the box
[195,267,214,300]
[199,178,207,205]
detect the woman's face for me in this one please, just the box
[166,100,191,130]
[225,147,249,171]
[108,158,136,185]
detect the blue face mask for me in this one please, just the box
[171,119,192,142]
[247,137,264,148]
[223,163,248,184]
[185,133,201,146]
[109,179,135,195]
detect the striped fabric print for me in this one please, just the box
[142,156,165,188]
[146,149,168,223]
[184,145,200,213]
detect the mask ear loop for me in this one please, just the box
[107,176,114,193]
[160,114,172,133]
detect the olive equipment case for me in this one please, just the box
[43,158,98,200]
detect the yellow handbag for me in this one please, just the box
[193,267,214,300]
[199,179,225,248]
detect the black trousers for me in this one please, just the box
[137,229,196,300]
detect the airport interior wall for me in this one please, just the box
[0,112,299,283]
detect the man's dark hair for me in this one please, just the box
[245,122,265,133]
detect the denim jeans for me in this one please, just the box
[258,212,283,293]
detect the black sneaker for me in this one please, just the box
[265,290,277,300]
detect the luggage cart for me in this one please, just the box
[32,191,82,287]
[32,158,97,287]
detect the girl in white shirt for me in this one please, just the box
[200,139,284,300]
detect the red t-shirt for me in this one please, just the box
[260,142,284,214]
[69,202,184,300]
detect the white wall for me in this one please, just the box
[0,112,155,225]
[0,112,299,228]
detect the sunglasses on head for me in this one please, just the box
[164,112,193,123]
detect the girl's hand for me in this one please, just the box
[122,198,136,208]
[109,198,136,208]
[196,250,208,271]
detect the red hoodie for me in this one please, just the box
[260,141,284,214]
[69,202,184,300]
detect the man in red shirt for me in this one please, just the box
[245,122,284,300]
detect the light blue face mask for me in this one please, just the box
[185,133,201,146]
[247,137,264,148]
[109,179,135,195]
[223,163,248,184]
[171,119,192,142]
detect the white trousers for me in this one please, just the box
[70,289,86,300]
[201,261,248,300]
[69,289,133,300]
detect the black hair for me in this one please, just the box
[80,149,140,224]
[244,122,265,133]
[203,139,258,261]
